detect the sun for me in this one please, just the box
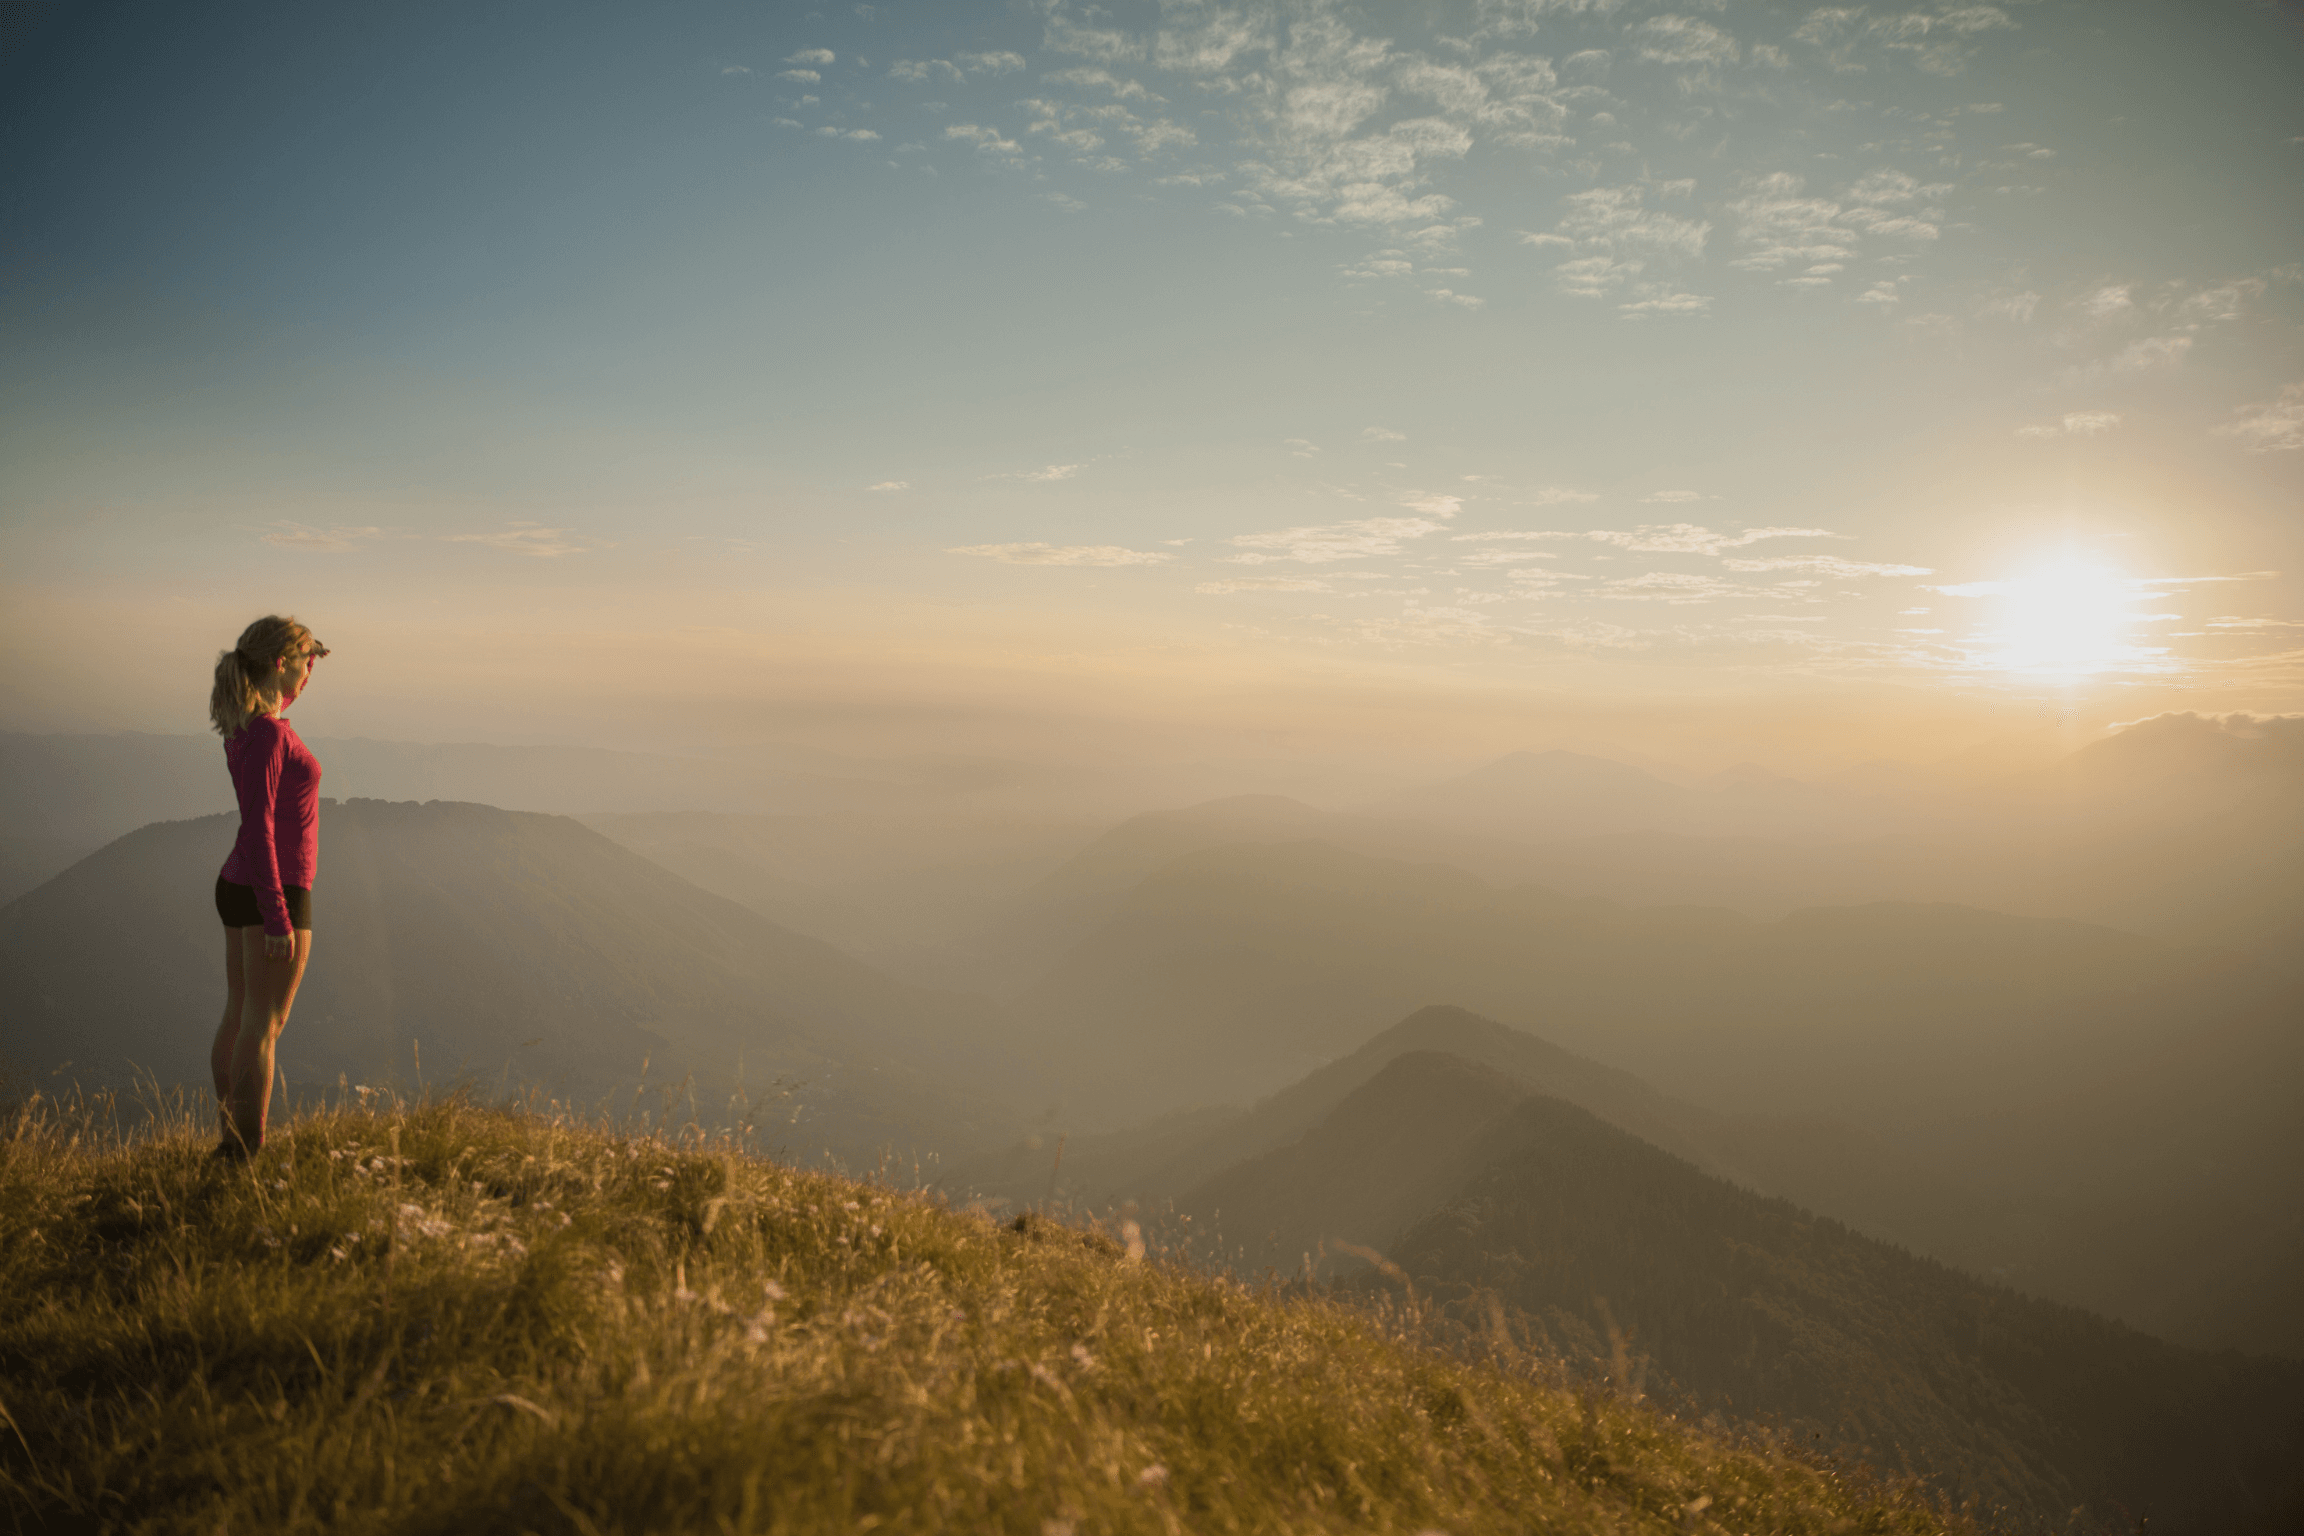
[1977,557,2146,675]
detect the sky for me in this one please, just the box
[3,0,2301,782]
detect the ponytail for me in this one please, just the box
[209,615,317,737]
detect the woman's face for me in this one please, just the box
[278,648,319,707]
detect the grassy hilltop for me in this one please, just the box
[0,1093,1978,1536]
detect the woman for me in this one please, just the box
[208,615,327,1158]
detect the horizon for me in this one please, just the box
[3,0,2300,777]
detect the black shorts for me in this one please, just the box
[215,876,312,931]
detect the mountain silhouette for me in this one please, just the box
[0,799,1024,1166]
[945,1003,1748,1215]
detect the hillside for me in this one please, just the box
[0,1093,1977,1536]
[0,799,1032,1168]
[1378,1082,2304,1534]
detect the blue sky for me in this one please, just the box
[3,0,2300,770]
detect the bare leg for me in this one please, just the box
[226,926,312,1151]
[212,928,249,1117]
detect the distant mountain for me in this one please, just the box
[579,809,1090,993]
[1011,836,2217,1123]
[1376,1080,2304,1534]
[1361,748,1888,841]
[0,730,1109,911]
[1005,841,2304,1353]
[0,799,1028,1167]
[1178,1051,1536,1277]
[945,1004,1737,1213]
[968,795,1337,986]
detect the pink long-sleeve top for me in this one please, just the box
[219,714,322,937]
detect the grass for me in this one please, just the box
[0,1086,1984,1536]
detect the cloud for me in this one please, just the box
[945,123,1023,156]
[1456,547,1561,567]
[1016,463,1081,481]
[260,522,384,553]
[1363,426,1406,442]
[1587,524,1836,555]
[866,481,909,491]
[777,69,822,84]
[1545,184,1711,258]
[2213,383,2304,452]
[1640,490,1706,504]
[1283,438,1319,457]
[1225,515,1449,564]
[1629,15,1739,68]
[1592,571,1741,603]
[785,49,836,67]
[2205,616,2304,630]
[1522,486,1599,505]
[1045,13,1146,64]
[1454,529,1582,541]
[1726,169,1942,286]
[1792,5,2014,74]
[1528,184,1710,310]
[1717,555,1933,577]
[2110,335,2191,373]
[956,50,1027,74]
[1619,288,1712,318]
[444,523,598,558]
[1196,577,1332,594]
[2016,411,2120,439]
[947,543,1171,566]
[1402,494,1463,518]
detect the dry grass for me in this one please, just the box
[0,1085,1979,1535]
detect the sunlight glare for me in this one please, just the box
[1981,558,2144,675]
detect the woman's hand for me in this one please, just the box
[264,930,296,961]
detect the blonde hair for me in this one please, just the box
[209,615,320,738]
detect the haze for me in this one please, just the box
[3,3,2302,1528]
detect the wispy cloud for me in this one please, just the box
[1196,576,1332,594]
[946,542,1171,566]
[1363,426,1406,442]
[1224,515,1449,564]
[1587,523,1837,555]
[945,123,1023,157]
[1639,489,1707,504]
[1592,571,1741,603]
[2017,411,2120,439]
[785,49,835,67]
[444,523,601,558]
[2213,383,2304,452]
[1629,16,1740,69]
[866,481,909,491]
[260,522,385,553]
[1718,555,1933,577]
